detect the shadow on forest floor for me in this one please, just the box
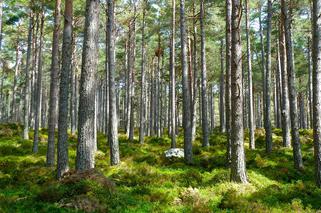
[0,123,321,212]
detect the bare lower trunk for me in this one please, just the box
[139,1,146,144]
[76,0,99,172]
[220,40,225,132]
[282,0,304,170]
[107,0,120,165]
[33,11,44,153]
[230,0,247,183]
[180,0,193,164]
[312,0,321,187]
[47,0,61,167]
[225,0,232,165]
[200,0,209,147]
[245,0,255,149]
[265,0,273,153]
[279,16,291,148]
[57,0,73,178]
[23,13,33,140]
[170,0,176,148]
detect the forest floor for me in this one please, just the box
[0,124,321,212]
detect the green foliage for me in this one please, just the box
[0,126,320,212]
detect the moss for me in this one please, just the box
[0,124,320,212]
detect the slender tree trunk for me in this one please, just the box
[128,4,136,142]
[225,0,232,165]
[32,11,44,153]
[210,85,215,130]
[200,0,209,147]
[276,45,282,128]
[57,0,73,178]
[0,0,3,120]
[180,0,193,164]
[76,0,99,172]
[107,0,120,165]
[308,37,313,128]
[230,0,247,183]
[245,0,255,149]
[281,0,304,170]
[299,92,307,129]
[23,12,33,140]
[279,16,291,148]
[312,0,321,187]
[170,0,176,148]
[265,0,273,153]
[11,43,22,121]
[257,93,262,128]
[220,40,226,132]
[47,0,61,167]
[139,1,146,144]
[191,1,198,142]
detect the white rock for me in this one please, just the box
[164,148,184,159]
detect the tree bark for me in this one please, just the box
[57,0,73,178]
[308,37,313,129]
[180,0,193,164]
[32,11,44,153]
[170,0,176,148]
[128,4,136,142]
[230,0,247,183]
[279,15,291,148]
[47,0,61,167]
[281,0,304,170]
[312,0,321,187]
[225,0,232,165]
[11,43,22,121]
[139,0,146,144]
[200,0,209,147]
[220,39,226,132]
[245,0,255,149]
[107,0,120,165]
[76,0,99,171]
[23,12,33,140]
[265,0,273,153]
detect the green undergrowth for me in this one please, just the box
[0,123,321,212]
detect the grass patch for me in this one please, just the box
[0,124,320,212]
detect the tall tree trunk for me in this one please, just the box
[47,0,61,167]
[107,0,120,165]
[230,0,247,183]
[258,5,266,131]
[57,0,73,178]
[308,37,313,129]
[32,11,44,153]
[299,92,307,129]
[276,45,282,128]
[281,0,304,170]
[279,15,291,148]
[11,43,22,121]
[211,85,215,130]
[180,0,193,164]
[0,0,3,120]
[128,4,136,142]
[200,0,209,147]
[312,0,321,187]
[23,12,33,140]
[220,39,226,132]
[265,0,273,153]
[225,0,232,165]
[139,1,146,144]
[191,0,198,142]
[76,0,99,172]
[170,0,176,148]
[245,0,255,149]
